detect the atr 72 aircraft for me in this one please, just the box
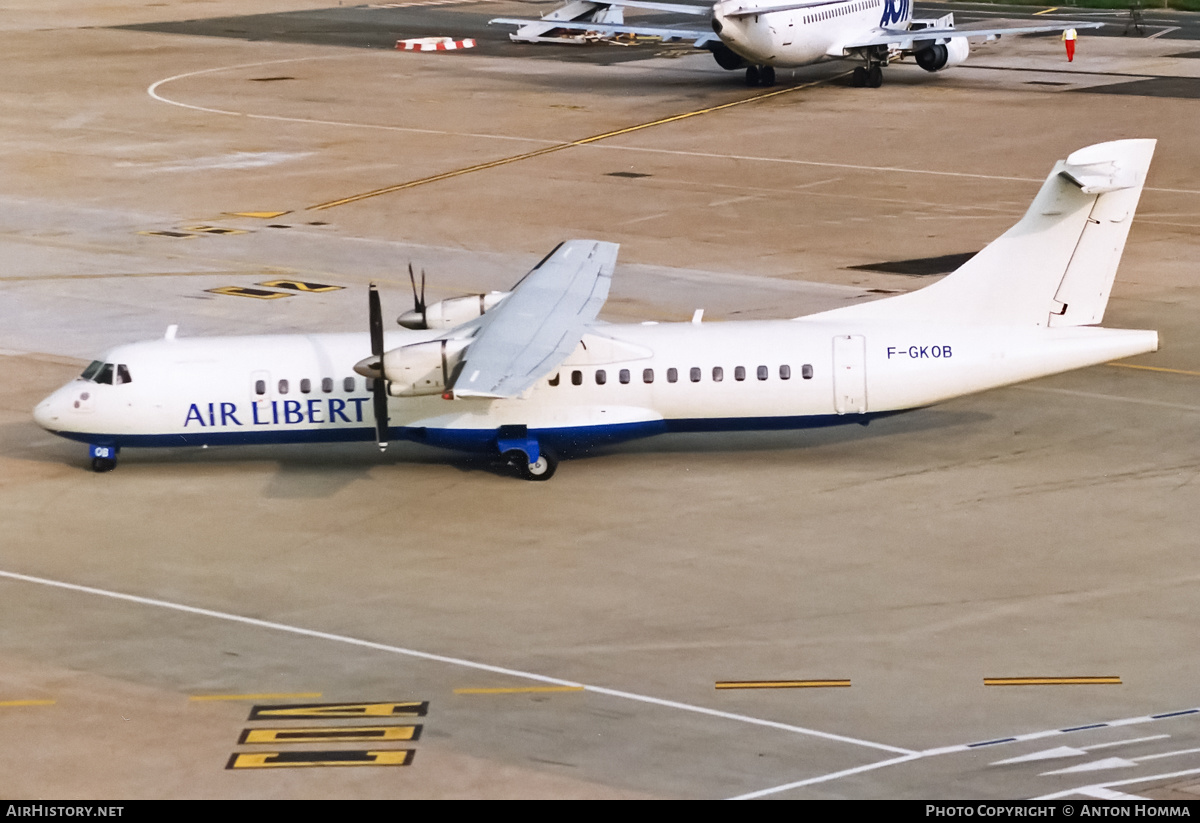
[36,140,1157,480]
[491,0,1100,87]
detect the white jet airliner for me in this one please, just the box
[35,140,1157,480]
[491,0,1101,87]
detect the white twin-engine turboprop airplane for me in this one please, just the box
[490,0,1101,88]
[35,140,1158,480]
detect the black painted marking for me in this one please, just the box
[139,230,195,238]
[226,749,415,769]
[1169,51,1200,59]
[607,171,652,179]
[847,252,976,277]
[250,76,296,81]
[967,738,1018,748]
[206,286,290,300]
[248,701,429,720]
[1075,76,1200,100]
[1025,81,1070,86]
[1152,709,1200,719]
[267,224,291,228]
[256,279,343,293]
[1062,723,1108,732]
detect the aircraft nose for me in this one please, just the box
[33,395,60,431]
[712,16,723,34]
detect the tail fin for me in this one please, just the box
[813,139,1155,327]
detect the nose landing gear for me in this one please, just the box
[89,444,118,473]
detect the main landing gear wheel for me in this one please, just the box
[867,66,883,88]
[91,456,116,473]
[509,449,557,481]
[852,66,868,87]
[745,65,775,87]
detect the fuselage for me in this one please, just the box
[712,0,910,67]
[34,316,1158,457]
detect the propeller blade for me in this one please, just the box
[368,284,388,451]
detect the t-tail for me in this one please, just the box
[807,139,1159,409]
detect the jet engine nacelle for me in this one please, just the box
[915,37,969,72]
[381,338,469,396]
[397,292,509,330]
[707,42,747,71]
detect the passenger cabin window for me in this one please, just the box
[643,368,654,384]
[254,379,266,396]
[322,378,333,393]
[780,365,791,380]
[571,370,583,386]
[343,377,356,392]
[596,369,607,385]
[712,366,723,383]
[548,373,560,387]
[757,365,768,381]
[690,367,701,383]
[278,379,289,394]
[802,364,814,380]
[734,366,746,382]
[300,378,312,394]
[365,377,376,391]
[667,368,678,383]
[619,369,630,384]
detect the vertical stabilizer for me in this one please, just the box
[809,139,1155,328]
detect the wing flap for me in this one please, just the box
[451,240,619,398]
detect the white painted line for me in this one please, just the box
[1135,745,1200,762]
[1037,766,1200,800]
[1015,385,1200,414]
[147,59,561,147]
[1087,734,1172,751]
[1078,787,1149,800]
[1146,26,1181,40]
[0,568,912,756]
[729,753,925,800]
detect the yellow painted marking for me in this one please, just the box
[1033,7,1059,15]
[226,749,414,769]
[984,677,1122,686]
[225,211,290,219]
[189,692,322,702]
[307,75,843,211]
[239,725,420,744]
[206,286,291,300]
[454,686,585,695]
[248,701,428,720]
[0,699,56,707]
[715,680,851,689]
[1107,362,1200,378]
[183,225,250,235]
[256,279,344,293]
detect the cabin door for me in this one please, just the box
[832,334,867,414]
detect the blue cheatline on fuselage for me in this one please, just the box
[47,413,889,456]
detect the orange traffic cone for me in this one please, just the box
[1063,28,1077,62]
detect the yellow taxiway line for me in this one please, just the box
[0,699,56,707]
[307,75,844,211]
[715,679,851,689]
[189,692,323,701]
[984,677,1122,686]
[454,686,585,695]
[1107,362,1200,378]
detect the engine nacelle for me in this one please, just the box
[381,338,469,397]
[398,292,509,330]
[915,37,969,72]
[707,42,747,71]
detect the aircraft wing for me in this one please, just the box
[589,0,711,13]
[489,17,717,44]
[450,240,619,398]
[843,21,1103,52]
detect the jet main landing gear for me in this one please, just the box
[745,65,776,87]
